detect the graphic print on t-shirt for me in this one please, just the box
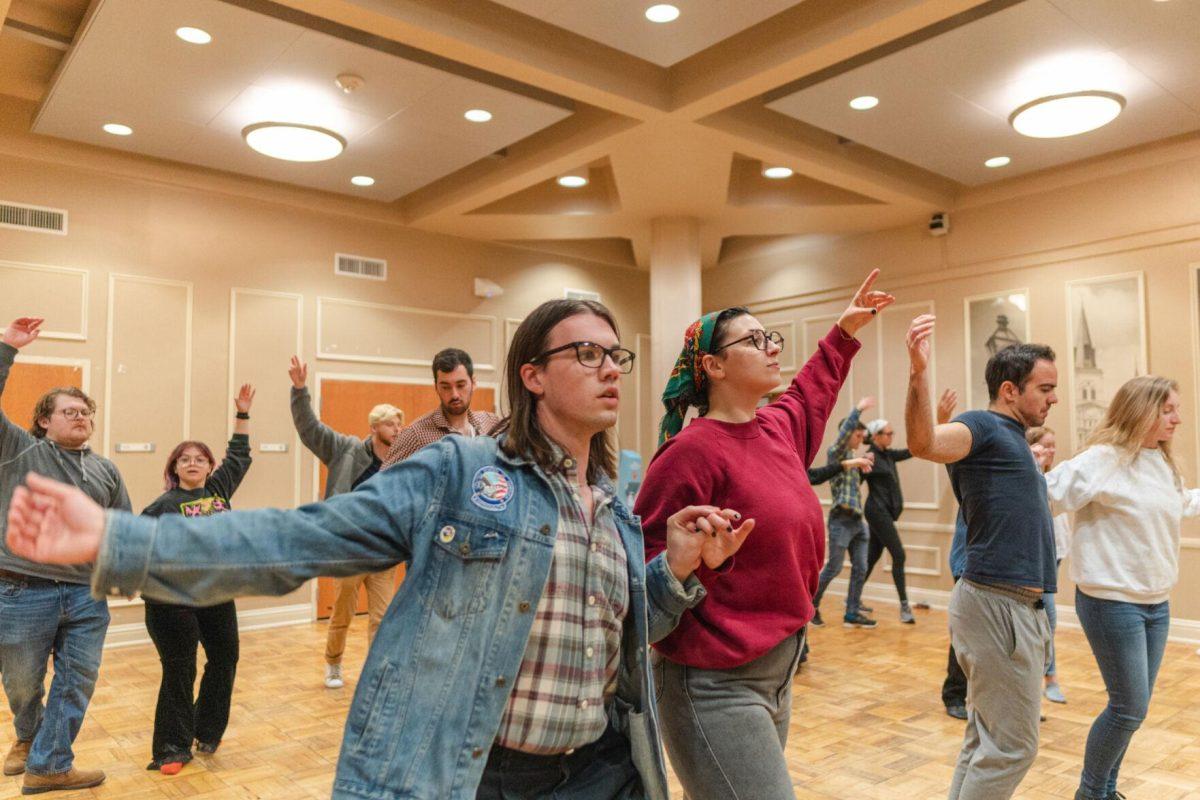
[179,496,229,517]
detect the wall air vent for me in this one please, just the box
[564,287,601,302]
[335,252,387,281]
[0,201,67,235]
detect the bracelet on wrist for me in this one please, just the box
[235,411,250,420]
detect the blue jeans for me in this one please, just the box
[1074,589,1170,799]
[0,576,109,775]
[813,509,868,617]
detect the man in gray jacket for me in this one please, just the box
[287,356,403,689]
[0,317,131,794]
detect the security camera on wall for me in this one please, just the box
[929,212,949,237]
[474,278,504,299]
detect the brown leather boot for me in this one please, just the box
[21,766,106,794]
[3,740,31,776]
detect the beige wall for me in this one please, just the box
[705,146,1200,629]
[0,150,648,638]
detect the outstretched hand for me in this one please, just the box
[288,356,307,389]
[837,270,895,337]
[906,314,936,374]
[936,389,958,425]
[3,317,44,349]
[6,473,105,565]
[235,383,256,413]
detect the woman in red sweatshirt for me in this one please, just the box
[635,270,892,800]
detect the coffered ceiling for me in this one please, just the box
[2,0,1197,271]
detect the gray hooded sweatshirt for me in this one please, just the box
[0,342,131,583]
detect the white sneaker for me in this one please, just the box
[324,663,344,689]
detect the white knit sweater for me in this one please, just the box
[1044,445,1200,604]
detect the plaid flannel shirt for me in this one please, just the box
[494,449,629,754]
[828,406,864,516]
[382,407,502,467]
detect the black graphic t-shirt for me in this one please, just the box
[141,434,252,520]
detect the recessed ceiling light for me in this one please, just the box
[849,95,879,111]
[175,27,212,45]
[351,175,375,187]
[557,173,588,188]
[984,156,1011,168]
[762,166,794,179]
[645,4,680,23]
[464,109,493,123]
[1009,91,1124,138]
[242,123,345,162]
[102,123,132,136]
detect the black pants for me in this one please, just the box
[476,723,642,799]
[863,505,908,603]
[941,578,967,707]
[143,600,239,764]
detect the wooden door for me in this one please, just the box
[0,361,87,434]
[314,379,496,618]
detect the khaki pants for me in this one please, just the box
[324,569,395,665]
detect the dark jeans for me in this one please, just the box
[1074,589,1170,799]
[942,577,967,708]
[143,599,240,764]
[863,505,907,603]
[814,508,868,617]
[476,722,642,799]
[0,575,109,775]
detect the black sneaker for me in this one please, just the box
[945,705,968,720]
[843,612,877,628]
[859,604,874,614]
[810,609,824,627]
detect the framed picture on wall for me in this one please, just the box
[1066,272,1147,451]
[963,289,1030,411]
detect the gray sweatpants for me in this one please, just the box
[948,580,1052,800]
[654,630,805,800]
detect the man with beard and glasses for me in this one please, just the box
[288,355,405,689]
[382,348,501,468]
[0,317,130,794]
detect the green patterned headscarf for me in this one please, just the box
[658,311,722,444]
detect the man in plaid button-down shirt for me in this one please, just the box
[812,395,878,628]
[382,348,501,467]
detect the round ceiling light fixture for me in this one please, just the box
[242,122,346,162]
[762,166,794,179]
[984,156,1011,168]
[175,27,212,45]
[1009,91,1124,138]
[102,123,133,136]
[464,109,493,123]
[557,172,588,188]
[645,4,681,23]
[849,95,879,110]
[350,175,375,186]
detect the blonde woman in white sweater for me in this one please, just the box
[1044,376,1200,800]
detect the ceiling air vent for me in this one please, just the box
[0,201,67,235]
[564,287,601,303]
[335,252,387,281]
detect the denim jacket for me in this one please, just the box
[93,434,705,799]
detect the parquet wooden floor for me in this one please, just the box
[2,606,1199,799]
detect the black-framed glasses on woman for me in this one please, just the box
[711,330,785,354]
[531,341,636,374]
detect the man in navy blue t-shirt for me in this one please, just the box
[903,313,1057,800]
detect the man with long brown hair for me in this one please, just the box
[0,317,130,794]
[5,300,751,799]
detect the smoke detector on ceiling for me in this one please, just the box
[335,73,364,94]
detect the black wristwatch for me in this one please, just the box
[235,411,250,420]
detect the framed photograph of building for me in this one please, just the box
[963,289,1030,410]
[1066,272,1147,451]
